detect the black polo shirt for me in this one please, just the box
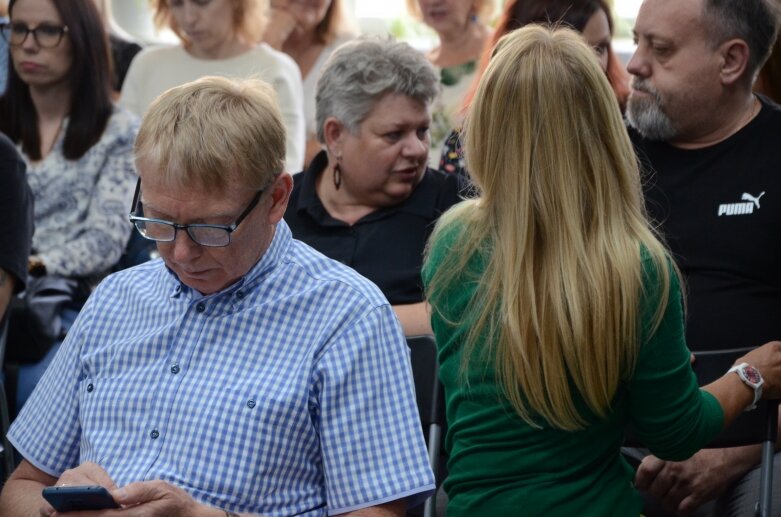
[285,151,466,305]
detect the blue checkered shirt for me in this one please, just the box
[9,221,435,516]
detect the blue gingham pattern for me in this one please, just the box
[9,221,435,516]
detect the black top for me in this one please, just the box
[285,151,466,305]
[634,97,781,351]
[0,133,34,293]
[109,34,142,92]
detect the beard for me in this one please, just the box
[626,78,678,141]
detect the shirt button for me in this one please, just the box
[175,285,181,292]
[86,383,94,393]
[150,429,160,439]
[236,290,245,300]
[170,364,180,374]
[247,399,256,409]
[196,302,206,313]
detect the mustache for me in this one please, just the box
[630,78,660,98]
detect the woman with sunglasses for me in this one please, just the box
[0,0,137,368]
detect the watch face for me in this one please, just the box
[744,365,762,385]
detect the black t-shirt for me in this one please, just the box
[633,98,781,351]
[285,151,466,305]
[0,133,34,293]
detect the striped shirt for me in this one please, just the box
[9,221,435,516]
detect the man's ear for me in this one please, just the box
[322,117,347,156]
[267,173,294,224]
[719,38,750,86]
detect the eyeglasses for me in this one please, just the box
[128,179,265,248]
[0,22,69,48]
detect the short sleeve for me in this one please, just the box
[312,304,435,513]
[7,294,99,476]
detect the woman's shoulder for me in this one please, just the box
[127,44,183,68]
[98,106,140,150]
[248,43,302,79]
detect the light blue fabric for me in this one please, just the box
[8,221,435,516]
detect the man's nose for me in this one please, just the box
[626,46,649,78]
[171,230,201,263]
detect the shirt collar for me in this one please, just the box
[166,220,293,299]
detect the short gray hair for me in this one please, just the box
[315,37,440,143]
[702,0,780,80]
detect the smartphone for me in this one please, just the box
[42,485,119,512]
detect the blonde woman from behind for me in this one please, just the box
[423,25,781,517]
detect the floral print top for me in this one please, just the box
[430,61,476,167]
[23,106,139,278]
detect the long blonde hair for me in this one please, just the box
[426,25,673,431]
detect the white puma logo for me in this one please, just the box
[741,191,766,209]
[718,191,767,216]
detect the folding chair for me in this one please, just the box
[0,316,16,482]
[407,335,446,517]
[626,346,778,517]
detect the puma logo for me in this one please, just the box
[718,191,767,216]
[741,191,765,209]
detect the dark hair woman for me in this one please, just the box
[0,0,137,372]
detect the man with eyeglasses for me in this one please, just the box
[0,76,435,516]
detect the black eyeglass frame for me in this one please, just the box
[127,178,265,248]
[0,22,69,49]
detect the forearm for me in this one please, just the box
[702,373,755,429]
[392,301,433,336]
[0,477,52,517]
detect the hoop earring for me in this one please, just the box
[333,163,342,190]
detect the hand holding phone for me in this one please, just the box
[42,485,119,512]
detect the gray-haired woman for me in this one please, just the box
[284,37,467,336]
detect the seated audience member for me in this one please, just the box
[0,75,435,516]
[92,0,142,94]
[626,0,781,515]
[0,134,33,320]
[439,0,630,177]
[0,0,137,367]
[121,0,305,171]
[407,0,494,163]
[423,25,781,516]
[262,0,355,166]
[284,37,466,336]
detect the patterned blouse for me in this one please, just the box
[23,107,139,278]
[430,61,476,167]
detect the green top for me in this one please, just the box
[422,217,724,517]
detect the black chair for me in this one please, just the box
[627,346,778,517]
[0,316,16,482]
[407,335,446,517]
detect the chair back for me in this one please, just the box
[407,335,446,517]
[0,314,16,480]
[407,335,445,429]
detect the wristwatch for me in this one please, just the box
[727,362,764,411]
